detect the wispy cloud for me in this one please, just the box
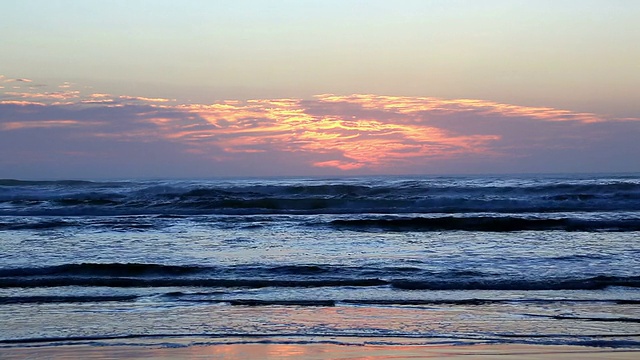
[119,95,174,103]
[1,78,638,177]
[0,120,89,131]
[4,91,81,101]
[316,95,605,123]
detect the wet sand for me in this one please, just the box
[1,343,639,359]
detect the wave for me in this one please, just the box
[1,263,639,290]
[1,176,640,216]
[0,263,421,278]
[389,276,640,290]
[0,179,98,186]
[0,213,640,233]
[0,219,79,231]
[5,214,637,233]
[0,277,387,288]
[330,216,640,232]
[0,295,138,305]
[164,297,640,307]
[2,332,639,349]
[2,293,639,306]
[526,314,640,323]
[0,263,211,277]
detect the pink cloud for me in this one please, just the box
[0,120,88,131]
[4,91,80,101]
[119,95,174,103]
[1,79,639,178]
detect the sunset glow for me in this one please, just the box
[1,1,638,178]
[1,76,637,178]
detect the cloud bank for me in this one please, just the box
[1,77,638,179]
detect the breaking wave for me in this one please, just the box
[2,177,640,216]
[1,263,639,290]
[330,216,640,232]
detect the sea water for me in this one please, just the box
[0,174,639,348]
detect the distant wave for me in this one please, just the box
[0,179,99,186]
[2,177,640,216]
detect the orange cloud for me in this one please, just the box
[0,100,45,106]
[317,94,604,123]
[4,91,80,101]
[119,95,173,103]
[1,120,86,131]
[166,96,502,170]
[313,160,364,170]
[4,79,634,174]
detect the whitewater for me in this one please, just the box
[1,174,639,349]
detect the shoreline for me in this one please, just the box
[2,343,639,359]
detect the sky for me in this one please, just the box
[1,0,639,179]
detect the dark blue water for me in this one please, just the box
[1,174,639,348]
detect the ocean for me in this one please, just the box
[1,174,639,349]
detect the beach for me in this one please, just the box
[3,0,639,357]
[2,343,640,360]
